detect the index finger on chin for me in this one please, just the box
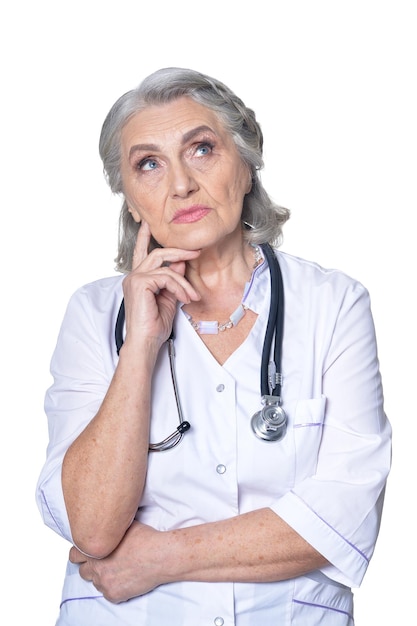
[69,545,87,564]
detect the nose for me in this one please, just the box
[169,160,198,198]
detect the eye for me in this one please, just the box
[137,157,159,171]
[195,142,213,157]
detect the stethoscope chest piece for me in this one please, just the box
[251,395,287,442]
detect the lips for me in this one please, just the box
[172,205,211,224]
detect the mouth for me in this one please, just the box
[172,205,211,224]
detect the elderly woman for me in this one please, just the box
[36,67,391,625]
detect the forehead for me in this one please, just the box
[121,97,228,147]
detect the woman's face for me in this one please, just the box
[119,97,252,251]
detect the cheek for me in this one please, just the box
[123,181,158,219]
[226,156,251,192]
[227,166,252,202]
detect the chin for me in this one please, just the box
[160,231,213,251]
[168,226,241,251]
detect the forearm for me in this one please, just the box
[71,508,329,603]
[163,508,328,584]
[62,340,158,558]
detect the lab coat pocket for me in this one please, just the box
[292,395,326,482]
[292,575,354,625]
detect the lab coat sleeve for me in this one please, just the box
[35,282,116,543]
[270,278,392,588]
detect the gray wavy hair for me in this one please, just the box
[99,67,290,272]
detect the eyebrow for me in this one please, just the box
[182,124,215,144]
[128,125,216,159]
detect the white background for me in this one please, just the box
[1,1,415,623]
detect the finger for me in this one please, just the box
[143,247,201,272]
[69,545,87,564]
[153,270,200,303]
[78,562,93,583]
[132,221,151,269]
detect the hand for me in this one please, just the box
[69,521,168,603]
[122,221,201,348]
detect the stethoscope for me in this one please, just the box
[115,243,287,451]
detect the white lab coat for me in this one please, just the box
[36,249,391,625]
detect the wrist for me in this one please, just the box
[159,528,189,584]
[118,336,161,369]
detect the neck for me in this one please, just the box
[185,235,255,292]
[181,241,262,326]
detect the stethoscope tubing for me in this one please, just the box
[259,243,284,398]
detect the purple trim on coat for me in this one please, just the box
[293,598,353,621]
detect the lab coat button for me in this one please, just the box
[216,464,226,474]
[216,384,225,392]
[214,618,224,626]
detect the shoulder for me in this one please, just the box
[272,251,377,351]
[66,274,125,316]
[77,273,125,297]
[276,249,368,295]
[273,249,372,322]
